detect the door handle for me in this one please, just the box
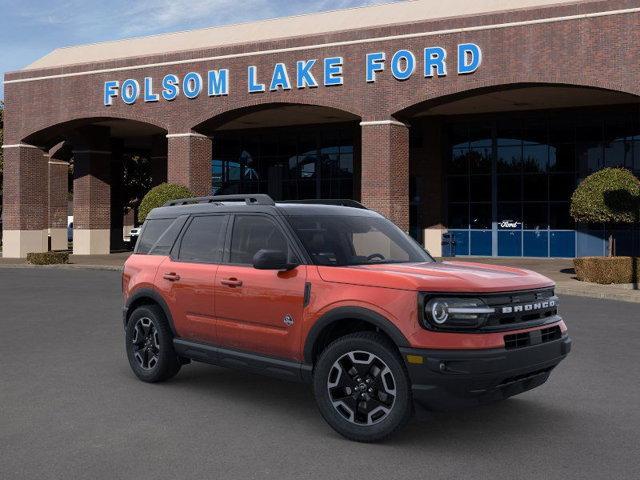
[220,278,243,287]
[163,272,181,281]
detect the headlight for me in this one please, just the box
[424,297,495,329]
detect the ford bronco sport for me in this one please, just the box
[122,194,571,442]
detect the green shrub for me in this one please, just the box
[574,256,640,284]
[27,251,69,265]
[138,183,194,222]
[570,168,640,224]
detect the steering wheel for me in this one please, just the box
[366,253,386,262]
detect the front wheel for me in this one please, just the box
[313,332,413,442]
[125,304,181,383]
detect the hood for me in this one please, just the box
[316,261,554,293]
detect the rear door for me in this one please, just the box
[214,214,307,360]
[156,214,229,344]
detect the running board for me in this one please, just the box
[173,338,312,383]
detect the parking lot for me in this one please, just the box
[1,268,639,480]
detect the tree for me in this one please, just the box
[570,167,640,255]
[138,183,194,222]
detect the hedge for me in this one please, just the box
[574,256,640,284]
[27,251,69,265]
[570,168,640,224]
[138,183,194,222]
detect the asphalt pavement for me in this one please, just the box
[1,268,639,480]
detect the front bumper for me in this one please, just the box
[399,334,571,410]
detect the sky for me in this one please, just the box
[0,0,398,100]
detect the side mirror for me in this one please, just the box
[252,249,298,271]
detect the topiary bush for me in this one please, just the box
[138,183,194,222]
[570,168,640,224]
[27,251,69,265]
[574,256,639,284]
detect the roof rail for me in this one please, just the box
[163,194,275,207]
[278,199,368,209]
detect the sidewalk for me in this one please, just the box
[446,257,640,303]
[1,252,638,302]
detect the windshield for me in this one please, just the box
[287,215,434,266]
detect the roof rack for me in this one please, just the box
[164,194,275,207]
[278,199,368,209]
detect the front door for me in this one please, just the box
[157,214,229,344]
[215,214,307,360]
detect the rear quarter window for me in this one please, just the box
[135,218,177,254]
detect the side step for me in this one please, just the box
[173,338,312,383]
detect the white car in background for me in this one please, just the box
[128,227,141,250]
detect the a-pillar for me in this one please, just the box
[150,134,168,187]
[72,127,112,255]
[1,143,49,257]
[48,154,69,251]
[360,120,410,232]
[166,132,212,196]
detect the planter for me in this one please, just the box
[27,251,70,265]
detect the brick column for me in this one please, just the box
[150,134,168,187]
[1,144,49,257]
[360,120,410,232]
[167,133,212,196]
[48,159,69,251]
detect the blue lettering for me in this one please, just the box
[324,57,343,86]
[248,66,265,93]
[161,74,179,101]
[183,72,203,99]
[103,80,119,106]
[270,63,291,91]
[457,43,482,74]
[208,69,229,96]
[390,50,415,81]
[366,52,385,82]
[143,77,159,102]
[121,79,140,104]
[424,47,447,77]
[296,59,318,88]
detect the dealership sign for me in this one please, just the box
[103,43,481,106]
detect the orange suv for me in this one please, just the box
[122,194,571,442]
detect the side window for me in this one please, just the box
[148,215,188,256]
[229,215,291,265]
[136,218,174,254]
[177,215,228,263]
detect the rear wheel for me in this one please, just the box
[125,305,181,383]
[313,332,413,442]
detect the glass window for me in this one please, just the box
[497,145,522,173]
[523,204,549,229]
[288,215,432,266]
[498,203,522,230]
[230,215,290,265]
[549,144,575,172]
[523,174,548,202]
[523,144,548,173]
[178,215,228,263]
[447,176,469,202]
[136,218,175,254]
[470,203,492,229]
[449,148,469,174]
[470,175,492,202]
[497,175,521,201]
[549,202,573,229]
[549,174,576,201]
[469,147,491,174]
[447,204,469,229]
[604,141,632,168]
[149,216,188,256]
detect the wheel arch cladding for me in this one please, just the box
[304,306,410,364]
[124,289,176,335]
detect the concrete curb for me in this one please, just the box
[555,285,640,304]
[0,264,123,272]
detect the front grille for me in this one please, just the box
[482,288,558,330]
[504,326,562,350]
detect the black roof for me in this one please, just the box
[147,194,380,220]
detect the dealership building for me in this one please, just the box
[3,0,640,258]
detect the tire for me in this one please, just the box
[313,332,413,442]
[125,304,181,383]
